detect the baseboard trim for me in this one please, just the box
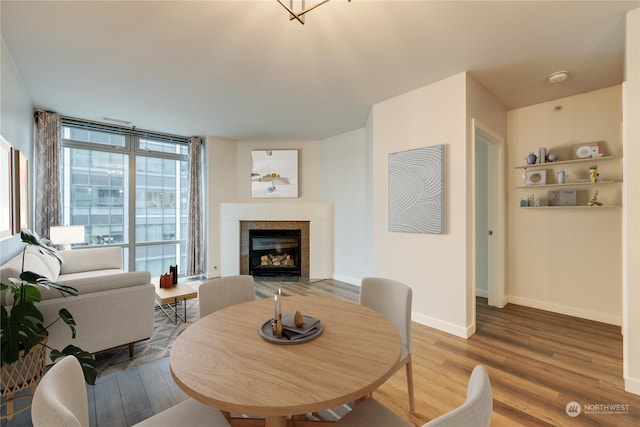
[508,296,622,326]
[625,377,640,396]
[332,274,360,286]
[412,313,470,339]
[476,288,489,298]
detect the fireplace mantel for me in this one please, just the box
[220,203,333,278]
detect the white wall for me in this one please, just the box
[0,38,33,263]
[371,73,471,337]
[235,140,322,202]
[207,138,325,277]
[320,128,367,284]
[623,7,640,396]
[507,86,623,325]
[205,135,238,277]
[466,74,508,323]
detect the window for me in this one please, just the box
[61,121,189,277]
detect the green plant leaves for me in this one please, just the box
[1,228,96,385]
[18,271,78,298]
[0,302,44,364]
[58,308,77,338]
[50,346,97,385]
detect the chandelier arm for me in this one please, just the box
[276,0,345,24]
[296,0,331,17]
[275,0,306,24]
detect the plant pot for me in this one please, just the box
[0,336,47,420]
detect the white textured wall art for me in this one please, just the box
[388,145,443,234]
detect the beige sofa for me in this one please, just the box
[1,246,155,360]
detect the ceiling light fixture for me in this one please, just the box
[276,0,350,25]
[548,71,569,84]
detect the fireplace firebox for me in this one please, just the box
[249,229,302,277]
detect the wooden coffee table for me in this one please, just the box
[154,281,198,324]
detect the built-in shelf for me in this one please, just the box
[515,180,618,189]
[514,156,615,169]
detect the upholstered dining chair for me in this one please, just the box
[360,277,414,412]
[32,355,89,427]
[198,275,256,318]
[334,365,493,427]
[31,356,231,427]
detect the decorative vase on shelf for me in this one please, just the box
[589,165,598,184]
[556,171,568,184]
[525,153,537,165]
[538,147,547,164]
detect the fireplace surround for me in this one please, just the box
[241,221,309,277]
[220,203,333,278]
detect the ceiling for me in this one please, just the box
[1,1,638,140]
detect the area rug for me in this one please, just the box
[94,283,301,377]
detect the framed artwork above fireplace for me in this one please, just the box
[251,149,298,198]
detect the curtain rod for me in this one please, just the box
[59,115,198,144]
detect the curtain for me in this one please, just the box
[34,111,62,239]
[186,137,204,276]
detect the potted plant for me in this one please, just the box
[1,229,97,390]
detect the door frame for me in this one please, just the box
[472,119,507,309]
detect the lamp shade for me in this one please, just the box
[50,225,85,246]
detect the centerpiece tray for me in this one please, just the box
[258,316,323,345]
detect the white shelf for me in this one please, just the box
[514,156,616,169]
[515,180,618,189]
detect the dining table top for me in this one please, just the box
[169,295,402,425]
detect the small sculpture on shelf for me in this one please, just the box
[547,152,559,162]
[587,191,603,207]
[589,165,599,184]
[525,152,537,165]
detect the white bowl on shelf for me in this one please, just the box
[592,152,604,158]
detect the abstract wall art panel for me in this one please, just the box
[388,144,443,234]
[251,149,298,198]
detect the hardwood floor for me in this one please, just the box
[3,279,639,426]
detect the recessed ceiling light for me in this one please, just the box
[548,71,569,83]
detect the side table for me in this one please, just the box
[154,281,198,324]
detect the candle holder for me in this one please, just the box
[272,288,283,336]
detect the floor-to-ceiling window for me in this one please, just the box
[61,119,188,277]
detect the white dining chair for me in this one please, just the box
[32,356,89,427]
[198,275,256,318]
[335,365,493,427]
[31,356,231,427]
[360,277,414,412]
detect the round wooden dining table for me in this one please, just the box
[170,296,402,427]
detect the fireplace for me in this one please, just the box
[239,220,310,277]
[249,229,301,276]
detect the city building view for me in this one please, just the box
[61,124,188,277]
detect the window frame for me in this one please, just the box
[61,119,189,274]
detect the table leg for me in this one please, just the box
[155,298,189,324]
[265,415,287,427]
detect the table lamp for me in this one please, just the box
[50,225,85,250]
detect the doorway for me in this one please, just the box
[473,119,506,309]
